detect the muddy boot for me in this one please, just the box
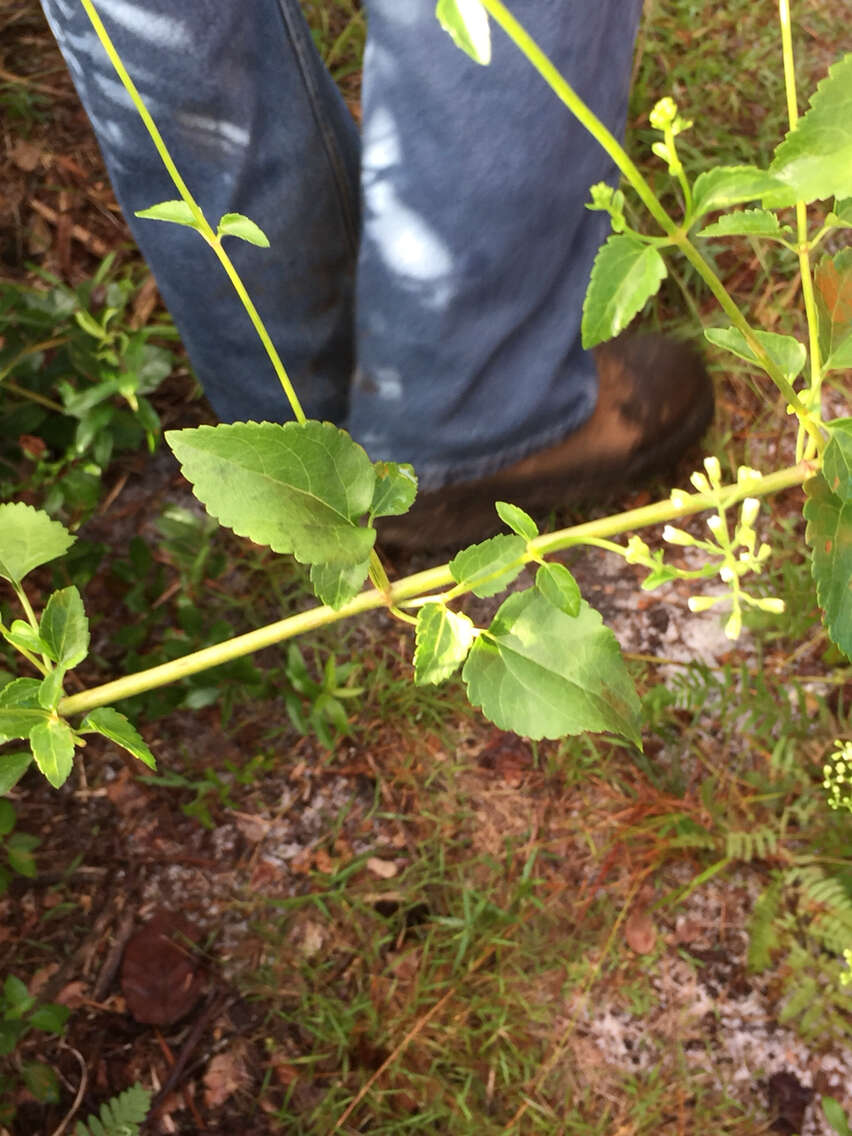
[376,334,714,552]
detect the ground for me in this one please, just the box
[0,1,850,1134]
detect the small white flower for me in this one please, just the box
[740,497,760,528]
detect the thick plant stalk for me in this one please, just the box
[57,461,813,718]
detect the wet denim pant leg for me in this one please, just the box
[39,0,642,489]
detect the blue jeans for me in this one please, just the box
[40,0,641,489]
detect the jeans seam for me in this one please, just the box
[275,0,359,256]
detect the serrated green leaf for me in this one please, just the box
[449,534,526,598]
[4,620,50,658]
[0,503,74,587]
[695,165,795,214]
[216,212,270,247]
[167,421,376,566]
[79,707,156,770]
[814,249,852,372]
[691,165,792,216]
[582,234,667,348]
[28,1004,69,1035]
[696,209,792,239]
[29,718,76,789]
[40,586,89,668]
[134,199,199,228]
[37,667,66,711]
[309,560,370,609]
[829,198,852,226]
[436,0,491,64]
[804,426,852,658]
[823,419,852,499]
[0,752,32,794]
[370,461,417,519]
[704,326,806,380]
[462,590,641,744]
[495,501,538,541]
[535,563,581,616]
[0,679,49,744]
[414,603,476,685]
[770,54,852,204]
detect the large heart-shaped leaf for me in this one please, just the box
[462,589,642,744]
[167,421,376,566]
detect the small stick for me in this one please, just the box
[30,197,111,258]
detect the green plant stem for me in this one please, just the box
[778,0,823,460]
[480,0,824,453]
[12,584,50,672]
[0,336,69,413]
[78,0,307,424]
[1,379,64,414]
[57,461,814,719]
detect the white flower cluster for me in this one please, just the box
[663,460,785,639]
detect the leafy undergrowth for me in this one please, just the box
[1,0,851,1134]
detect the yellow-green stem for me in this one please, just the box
[57,461,814,719]
[778,0,823,458]
[78,0,307,424]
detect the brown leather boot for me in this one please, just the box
[376,334,714,552]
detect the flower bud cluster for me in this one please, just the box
[823,739,852,814]
[587,181,627,233]
[649,96,693,175]
[660,460,785,639]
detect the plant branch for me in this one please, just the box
[481,0,824,452]
[78,0,307,424]
[57,461,814,718]
[778,0,823,458]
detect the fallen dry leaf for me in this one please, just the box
[11,140,42,171]
[366,857,398,879]
[203,1046,249,1108]
[624,907,657,955]
[120,911,206,1025]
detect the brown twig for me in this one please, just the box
[30,196,111,257]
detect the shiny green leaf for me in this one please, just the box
[0,504,74,587]
[704,326,806,380]
[79,707,156,770]
[414,603,476,685]
[40,586,89,668]
[582,234,667,348]
[770,54,852,204]
[167,421,376,566]
[449,534,525,598]
[216,212,270,247]
[495,501,538,541]
[29,718,76,789]
[436,0,491,64]
[462,590,641,743]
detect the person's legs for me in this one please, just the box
[39,0,360,424]
[350,0,644,489]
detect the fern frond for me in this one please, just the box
[75,1083,151,1136]
[725,826,778,862]
[747,875,784,972]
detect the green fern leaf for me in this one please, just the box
[75,1083,151,1136]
